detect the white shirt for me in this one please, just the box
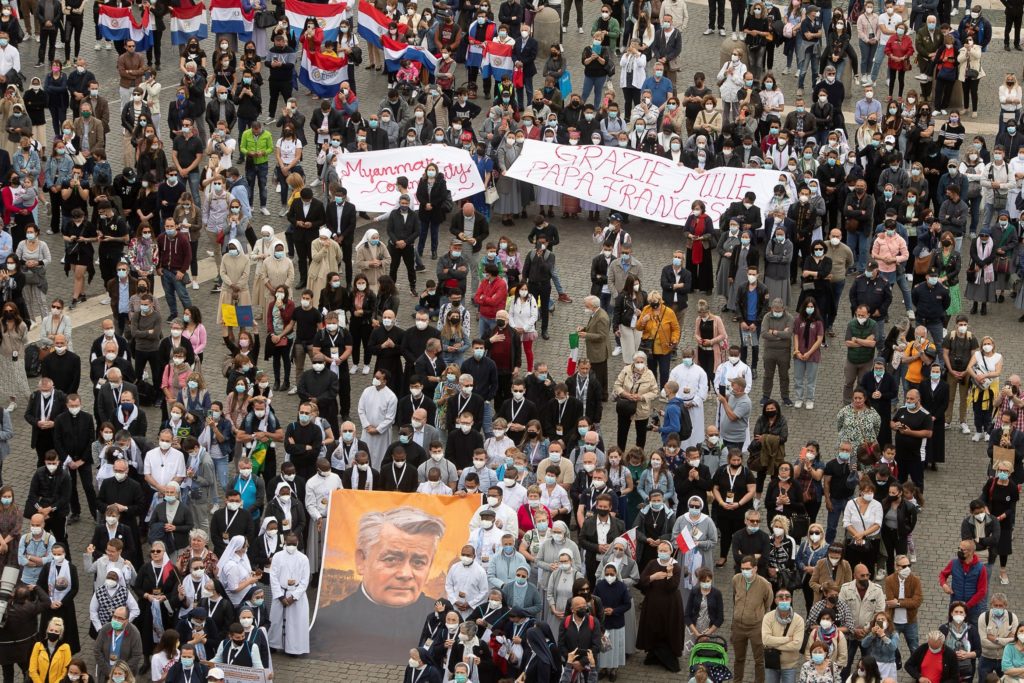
[500,481,528,513]
[143,447,187,488]
[444,561,490,616]
[539,484,571,513]
[470,502,519,538]
[0,45,20,76]
[276,138,302,165]
[305,471,343,520]
[842,498,884,537]
[877,11,900,44]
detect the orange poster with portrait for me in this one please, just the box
[309,490,479,664]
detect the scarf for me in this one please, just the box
[116,403,139,428]
[691,215,707,264]
[48,559,72,602]
[977,237,995,283]
[351,466,374,490]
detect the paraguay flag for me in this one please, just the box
[480,39,514,80]
[169,2,208,45]
[287,0,347,43]
[299,48,349,98]
[357,0,404,47]
[210,0,255,41]
[98,5,155,51]
[381,35,437,73]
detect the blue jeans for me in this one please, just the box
[245,162,269,209]
[417,220,441,257]
[797,46,819,89]
[967,195,982,234]
[871,41,887,81]
[186,169,201,205]
[860,40,877,80]
[794,359,819,402]
[826,496,851,544]
[211,456,228,505]
[160,269,193,318]
[979,656,1002,683]
[479,316,496,339]
[894,622,919,656]
[765,668,798,683]
[582,75,606,106]
[847,230,869,271]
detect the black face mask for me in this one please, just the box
[574,607,589,617]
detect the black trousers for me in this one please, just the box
[63,13,83,60]
[44,513,68,546]
[338,365,351,418]
[533,282,551,335]
[145,28,163,66]
[1007,12,1022,46]
[615,413,648,450]
[294,231,314,286]
[388,243,417,292]
[134,349,161,389]
[351,319,373,365]
[708,0,726,28]
[562,0,583,27]
[341,239,353,287]
[268,79,293,118]
[38,26,58,64]
[69,463,98,518]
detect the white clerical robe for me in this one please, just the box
[444,561,489,618]
[304,471,342,572]
[268,549,311,654]
[357,385,397,468]
[668,362,709,449]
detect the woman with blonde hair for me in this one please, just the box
[29,617,72,683]
[177,370,211,415]
[105,659,135,683]
[967,335,1003,441]
[637,291,680,387]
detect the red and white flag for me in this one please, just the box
[676,526,695,554]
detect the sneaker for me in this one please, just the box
[805,401,814,410]
[105,42,112,50]
[961,422,970,434]
[703,28,714,34]
[612,347,622,357]
[794,400,803,408]
[278,208,288,217]
[33,33,39,41]
[34,62,43,67]
[985,433,991,442]
[578,26,583,33]
[260,207,270,216]
[191,281,199,290]
[972,432,983,442]
[287,386,298,395]
[875,567,886,580]
[205,250,214,257]
[415,264,426,272]
[211,284,222,293]
[94,43,101,50]
[1001,574,1010,585]
[906,310,915,320]
[781,66,790,75]
[56,41,64,49]
[100,296,111,305]
[719,28,726,36]
[752,498,761,510]
[362,364,371,374]
[731,31,738,40]
[782,398,794,407]
[349,365,358,374]
[915,73,930,81]
[950,7,958,14]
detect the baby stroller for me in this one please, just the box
[689,635,733,683]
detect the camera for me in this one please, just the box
[0,565,22,626]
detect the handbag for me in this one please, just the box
[764,620,791,670]
[485,182,499,205]
[615,377,640,418]
[913,250,933,276]
[255,9,277,27]
[790,512,810,539]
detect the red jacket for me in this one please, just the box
[473,275,508,320]
[157,232,192,272]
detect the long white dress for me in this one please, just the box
[269,547,311,655]
[357,385,397,468]
[668,362,709,450]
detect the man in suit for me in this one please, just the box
[91,340,137,402]
[40,335,81,396]
[540,384,585,450]
[286,186,326,288]
[326,184,357,286]
[89,505,139,568]
[567,359,604,424]
[661,250,694,328]
[413,338,444,400]
[408,407,441,454]
[24,377,68,467]
[449,199,490,255]
[104,265,139,334]
[590,245,614,313]
[309,506,446,663]
[578,493,625,582]
[398,375,437,428]
[94,606,144,682]
[95,368,139,428]
[577,295,611,400]
[387,194,420,296]
[53,393,97,523]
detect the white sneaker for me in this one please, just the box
[909,553,917,563]
[703,28,714,34]
[362,364,371,374]
[260,207,270,216]
[349,365,358,374]
[781,67,789,75]
[985,433,991,442]
[287,386,298,395]
[33,33,39,41]
[94,43,101,50]
[99,296,111,305]
[915,73,929,81]
[906,310,915,320]
[752,498,761,510]
[205,250,214,257]
[951,7,958,15]
[719,28,726,36]
[191,281,199,290]
[794,400,803,408]
[805,401,814,410]
[972,432,983,442]
[612,347,622,357]
[55,41,63,49]
[578,26,583,33]
[278,208,288,217]
[731,31,738,40]
[105,41,112,49]
[961,422,970,434]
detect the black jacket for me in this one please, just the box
[566,374,603,424]
[25,465,72,518]
[286,198,327,233]
[590,253,612,296]
[848,274,893,318]
[387,207,421,244]
[24,389,67,448]
[53,410,95,462]
[661,264,693,308]
[449,211,490,252]
[415,176,450,224]
[326,200,357,243]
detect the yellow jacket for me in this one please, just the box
[29,642,72,683]
[636,304,680,356]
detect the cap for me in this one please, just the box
[609,212,623,221]
[189,607,208,619]
[866,260,879,269]
[460,131,473,142]
[479,508,496,518]
[884,135,896,144]
[208,668,225,681]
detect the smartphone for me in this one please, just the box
[718,385,728,397]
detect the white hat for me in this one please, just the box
[207,668,225,681]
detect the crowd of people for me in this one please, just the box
[0,0,1017,680]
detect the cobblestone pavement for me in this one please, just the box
[5,1,1024,681]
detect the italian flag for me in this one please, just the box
[566,332,579,376]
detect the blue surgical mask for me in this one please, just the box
[777,600,791,610]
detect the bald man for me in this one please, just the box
[40,334,81,395]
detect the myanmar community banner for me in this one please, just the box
[334,145,486,212]
[309,490,479,664]
[505,139,783,225]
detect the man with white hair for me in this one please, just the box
[577,295,612,397]
[906,630,959,683]
[309,506,446,660]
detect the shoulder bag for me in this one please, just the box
[615,377,640,418]
[764,620,791,670]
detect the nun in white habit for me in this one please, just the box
[268,533,310,655]
[217,535,259,607]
